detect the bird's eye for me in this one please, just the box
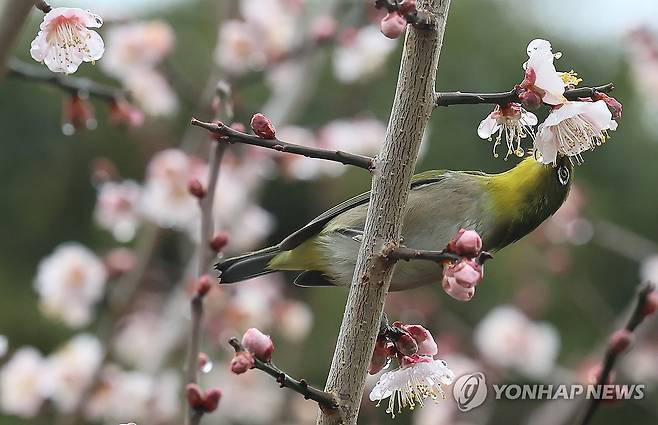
[557,165,570,186]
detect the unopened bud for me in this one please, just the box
[643,291,658,317]
[250,113,276,139]
[369,338,389,375]
[188,179,206,199]
[197,275,213,297]
[608,329,633,354]
[210,232,229,252]
[442,275,476,301]
[62,95,96,136]
[518,89,542,110]
[241,328,274,362]
[202,388,222,412]
[230,351,254,374]
[447,228,482,257]
[186,383,204,408]
[593,92,622,119]
[380,12,407,39]
[109,99,144,128]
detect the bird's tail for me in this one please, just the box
[215,245,280,283]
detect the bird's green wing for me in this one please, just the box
[278,170,449,250]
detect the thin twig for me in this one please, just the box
[8,58,124,101]
[577,282,656,425]
[383,244,492,265]
[228,338,339,411]
[184,82,232,425]
[190,118,375,171]
[434,83,615,107]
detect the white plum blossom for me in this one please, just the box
[140,149,206,230]
[370,356,455,418]
[42,334,103,412]
[474,305,560,378]
[101,21,174,78]
[85,366,180,424]
[522,39,566,105]
[30,8,104,74]
[478,103,538,160]
[0,347,46,418]
[94,180,142,242]
[333,26,397,83]
[216,20,266,74]
[34,243,108,328]
[277,300,314,342]
[123,69,179,117]
[534,100,617,165]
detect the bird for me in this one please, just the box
[216,155,573,291]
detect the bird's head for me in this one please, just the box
[484,154,573,249]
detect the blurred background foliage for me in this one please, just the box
[1,0,657,424]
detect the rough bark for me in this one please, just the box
[316,1,452,424]
[0,0,35,78]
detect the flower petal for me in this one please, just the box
[534,124,559,165]
[477,113,500,139]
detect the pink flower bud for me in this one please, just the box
[230,351,255,374]
[109,99,144,128]
[519,67,537,90]
[643,291,658,317]
[202,388,222,412]
[442,275,476,301]
[593,92,622,119]
[379,12,406,39]
[186,383,204,408]
[210,232,229,252]
[250,113,276,139]
[447,228,482,257]
[188,179,206,199]
[608,329,633,354]
[369,338,389,375]
[518,89,542,111]
[241,328,274,362]
[63,95,96,135]
[197,275,213,297]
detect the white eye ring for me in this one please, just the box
[558,166,570,186]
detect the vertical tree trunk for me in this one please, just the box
[317,1,452,424]
[0,0,35,78]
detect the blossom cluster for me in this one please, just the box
[478,39,622,165]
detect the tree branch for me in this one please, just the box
[0,0,35,78]
[190,118,375,171]
[317,0,452,423]
[7,59,125,101]
[577,282,656,425]
[434,83,615,107]
[228,338,339,411]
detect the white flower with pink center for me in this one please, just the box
[30,8,104,74]
[42,334,103,412]
[370,356,454,418]
[333,26,397,83]
[94,180,142,242]
[140,149,206,230]
[216,20,266,74]
[101,21,174,78]
[478,103,538,159]
[534,100,617,165]
[0,347,46,418]
[474,305,560,378]
[34,243,108,328]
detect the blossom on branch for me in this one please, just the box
[94,180,142,242]
[520,39,566,106]
[34,243,108,328]
[30,8,104,74]
[0,347,46,418]
[534,100,618,165]
[333,26,396,83]
[477,103,537,160]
